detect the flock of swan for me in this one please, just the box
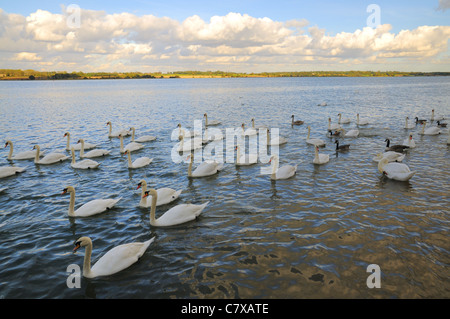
[1,109,448,279]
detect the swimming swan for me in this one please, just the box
[143,188,209,227]
[62,186,121,217]
[235,145,258,165]
[404,117,415,129]
[5,140,43,160]
[328,117,341,131]
[107,121,131,138]
[268,155,297,180]
[340,128,359,138]
[266,129,287,146]
[124,150,152,169]
[70,147,100,169]
[313,145,329,165]
[33,145,69,164]
[306,126,326,147]
[356,114,369,126]
[130,127,156,142]
[0,165,26,179]
[204,113,221,126]
[187,152,223,177]
[419,122,440,136]
[402,134,416,148]
[176,134,203,152]
[78,139,110,158]
[64,132,95,151]
[372,151,405,163]
[137,179,182,207]
[119,134,144,153]
[73,236,154,278]
[378,158,415,181]
[338,113,351,124]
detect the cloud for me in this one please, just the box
[0,8,449,72]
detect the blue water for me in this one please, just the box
[0,76,449,298]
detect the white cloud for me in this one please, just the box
[13,52,42,61]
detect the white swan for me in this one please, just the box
[5,140,43,160]
[130,127,156,142]
[340,128,359,138]
[0,165,26,179]
[137,180,182,207]
[419,122,440,135]
[78,139,110,158]
[404,117,415,129]
[338,113,351,124]
[70,147,100,169]
[33,145,69,164]
[356,114,369,126]
[402,134,416,148]
[176,123,200,139]
[64,132,96,151]
[313,145,329,165]
[328,117,341,131]
[73,236,154,278]
[143,188,209,227]
[176,134,202,152]
[124,150,152,169]
[378,158,415,181]
[251,118,268,130]
[235,145,258,166]
[268,155,297,180]
[187,152,223,177]
[241,123,257,136]
[266,129,287,146]
[107,121,130,138]
[372,151,405,163]
[204,113,221,126]
[203,127,224,144]
[62,186,121,217]
[431,109,444,121]
[306,126,326,147]
[119,134,144,153]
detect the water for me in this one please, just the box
[0,77,449,299]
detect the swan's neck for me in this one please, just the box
[120,135,124,152]
[139,181,147,206]
[266,131,270,145]
[378,160,387,174]
[126,152,132,167]
[68,190,76,216]
[236,146,241,164]
[71,149,76,164]
[338,114,342,124]
[405,118,408,127]
[66,134,70,150]
[357,114,360,124]
[79,140,85,157]
[82,240,93,277]
[421,124,425,134]
[328,120,331,130]
[314,147,319,161]
[291,117,294,125]
[271,157,278,178]
[188,155,193,177]
[131,128,135,141]
[7,142,13,160]
[34,146,40,163]
[252,120,255,128]
[108,124,112,136]
[149,190,157,225]
[204,115,208,126]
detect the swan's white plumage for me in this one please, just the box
[137,180,182,207]
[124,150,152,169]
[130,127,156,142]
[268,155,297,180]
[419,123,440,136]
[70,148,100,169]
[372,151,405,163]
[63,186,121,217]
[187,153,223,177]
[5,140,43,160]
[64,132,95,151]
[78,139,110,158]
[378,158,415,181]
[235,145,257,165]
[33,145,69,164]
[402,134,416,148]
[306,126,326,147]
[119,134,144,153]
[356,114,369,125]
[107,121,130,138]
[313,146,329,165]
[0,166,26,178]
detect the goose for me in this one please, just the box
[419,122,440,136]
[378,158,415,181]
[130,127,156,142]
[291,115,304,126]
[338,113,351,124]
[268,155,297,180]
[414,117,427,124]
[356,114,369,126]
[329,130,342,137]
[306,126,326,147]
[107,121,131,138]
[73,236,154,278]
[313,145,329,165]
[124,150,152,169]
[62,186,121,217]
[328,117,341,131]
[187,152,223,177]
[119,134,144,153]
[204,113,221,126]
[431,109,444,121]
[0,165,26,179]
[70,147,100,169]
[137,180,182,207]
[335,140,350,151]
[404,117,415,129]
[385,139,409,153]
[241,123,257,136]
[372,151,405,163]
[33,145,69,164]
[266,129,287,146]
[64,132,96,151]
[5,140,43,160]
[402,134,416,148]
[436,121,447,128]
[340,128,359,138]
[78,139,110,158]
[176,134,202,152]
[235,145,258,166]
[143,188,209,227]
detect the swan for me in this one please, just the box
[119,134,144,153]
[64,132,96,151]
[235,145,258,166]
[356,114,369,126]
[241,123,257,136]
[340,128,359,138]
[143,188,209,227]
[73,236,154,278]
[419,122,440,136]
[328,117,341,131]
[251,118,268,130]
[78,139,110,158]
[124,150,152,169]
[176,134,202,152]
[306,126,326,147]
[137,179,182,207]
[404,117,415,129]
[431,109,444,121]
[33,145,69,164]
[107,121,130,138]
[372,151,405,163]
[176,123,200,139]
[130,127,156,142]
[415,117,427,124]
[0,165,26,179]
[268,155,297,180]
[291,115,304,126]
[385,139,409,153]
[378,158,415,181]
[187,152,223,177]
[266,129,287,146]
[204,113,221,126]
[203,127,224,144]
[318,102,327,106]
[335,140,350,151]
[313,145,329,165]
[402,134,416,148]
[70,147,100,169]
[338,113,351,124]
[5,140,43,160]
[62,186,121,217]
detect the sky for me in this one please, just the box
[0,0,449,73]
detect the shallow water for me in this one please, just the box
[0,76,449,299]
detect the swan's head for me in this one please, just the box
[204,113,207,117]
[142,189,157,198]
[106,121,111,126]
[378,158,389,173]
[137,180,146,189]
[409,134,413,139]
[77,139,84,144]
[269,155,278,163]
[124,150,129,155]
[291,115,294,118]
[33,145,39,150]
[178,135,184,141]
[4,141,10,148]
[64,132,69,137]
[73,236,91,253]
[62,186,74,195]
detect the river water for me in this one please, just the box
[0,76,449,299]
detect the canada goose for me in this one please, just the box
[415,117,427,124]
[385,139,409,153]
[335,140,350,151]
[436,121,447,128]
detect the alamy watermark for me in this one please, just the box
[367,4,381,28]
[65,4,81,29]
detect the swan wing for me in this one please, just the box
[192,162,219,177]
[383,163,415,181]
[274,165,297,179]
[39,153,69,164]
[72,159,100,169]
[155,202,209,226]
[307,138,325,146]
[0,166,26,178]
[12,150,42,160]
[135,135,156,142]
[131,157,152,168]
[124,142,144,152]
[83,149,111,158]
[75,198,120,217]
